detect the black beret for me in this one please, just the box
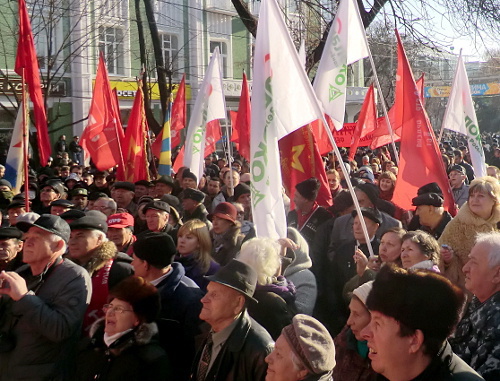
[352,207,383,225]
[113,181,135,192]
[144,200,170,214]
[133,232,176,268]
[233,183,251,201]
[183,188,205,203]
[0,227,23,240]
[412,193,444,207]
[69,215,108,233]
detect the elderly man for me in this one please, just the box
[144,200,178,242]
[111,181,138,217]
[36,179,64,214]
[329,183,401,248]
[412,192,453,239]
[266,314,336,381]
[154,175,175,198]
[91,196,117,217]
[67,215,133,332]
[106,212,136,255]
[134,180,151,202]
[0,227,24,272]
[449,164,469,208]
[6,200,27,226]
[360,265,482,381]
[451,232,500,380]
[0,215,91,380]
[287,177,332,249]
[131,231,203,380]
[190,259,273,381]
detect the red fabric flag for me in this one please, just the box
[416,73,425,105]
[152,75,187,158]
[205,119,221,158]
[122,86,149,182]
[309,117,334,155]
[391,30,455,213]
[172,145,184,173]
[232,73,251,161]
[229,110,239,151]
[349,85,377,160]
[15,0,51,165]
[279,125,332,209]
[81,54,125,171]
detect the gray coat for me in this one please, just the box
[0,259,91,381]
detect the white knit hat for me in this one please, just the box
[352,281,374,306]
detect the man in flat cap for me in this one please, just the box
[182,187,210,225]
[144,200,179,243]
[266,314,336,381]
[132,231,203,380]
[449,165,469,208]
[134,180,152,202]
[360,265,482,381]
[412,192,452,239]
[0,227,24,272]
[111,181,138,217]
[36,179,64,214]
[190,259,273,381]
[287,177,332,249]
[6,200,27,226]
[67,215,133,332]
[154,175,175,199]
[0,215,91,380]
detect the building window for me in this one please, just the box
[210,40,229,78]
[98,26,125,75]
[161,33,179,79]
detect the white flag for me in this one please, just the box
[251,0,325,239]
[4,102,26,194]
[441,53,487,177]
[313,0,369,130]
[184,48,226,181]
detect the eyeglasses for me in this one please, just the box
[102,304,134,314]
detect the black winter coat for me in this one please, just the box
[189,311,273,381]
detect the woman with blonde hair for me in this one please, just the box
[175,219,219,291]
[439,176,500,291]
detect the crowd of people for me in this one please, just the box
[0,130,498,381]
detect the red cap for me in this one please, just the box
[107,212,134,228]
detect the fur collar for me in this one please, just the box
[90,317,159,348]
[82,241,118,276]
[456,202,500,227]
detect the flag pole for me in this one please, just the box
[21,68,30,212]
[224,117,235,193]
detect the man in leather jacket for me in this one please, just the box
[190,259,273,381]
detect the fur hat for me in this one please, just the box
[133,232,176,269]
[295,178,320,201]
[366,265,464,346]
[109,276,160,323]
[282,314,336,375]
[183,188,205,203]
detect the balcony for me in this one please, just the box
[205,0,237,15]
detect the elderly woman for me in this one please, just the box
[77,276,170,381]
[439,176,500,290]
[400,230,440,271]
[175,218,219,291]
[237,237,296,340]
[333,281,377,381]
[210,202,244,266]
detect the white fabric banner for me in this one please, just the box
[441,53,487,177]
[313,0,369,130]
[251,0,324,239]
[184,48,226,181]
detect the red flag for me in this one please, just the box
[416,73,425,105]
[152,75,187,158]
[232,73,251,160]
[122,85,149,182]
[279,125,332,209]
[81,54,125,171]
[349,85,377,160]
[205,119,221,158]
[309,117,334,155]
[391,30,455,213]
[15,0,51,165]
